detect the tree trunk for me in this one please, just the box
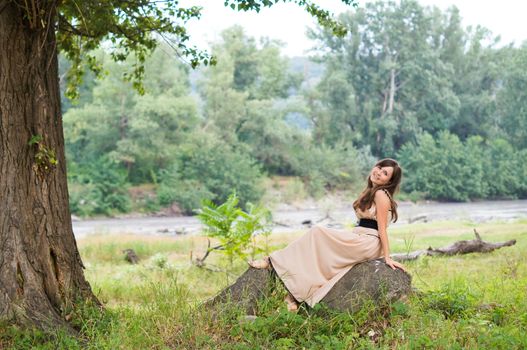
[0,3,98,330]
[388,68,395,114]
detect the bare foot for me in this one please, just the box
[284,293,299,312]
[248,256,270,269]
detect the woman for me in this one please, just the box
[249,158,406,311]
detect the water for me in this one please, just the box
[73,199,527,238]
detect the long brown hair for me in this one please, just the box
[353,158,402,222]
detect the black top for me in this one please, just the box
[357,218,378,230]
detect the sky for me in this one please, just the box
[185,0,527,57]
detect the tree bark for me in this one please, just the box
[0,3,98,331]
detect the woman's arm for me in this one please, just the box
[374,190,406,271]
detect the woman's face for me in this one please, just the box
[370,165,394,186]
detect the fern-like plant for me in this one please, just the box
[195,193,271,267]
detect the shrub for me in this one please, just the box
[288,143,373,198]
[398,131,526,201]
[422,285,476,319]
[157,133,264,214]
[150,253,169,269]
[68,156,131,216]
[196,193,272,263]
[157,177,215,214]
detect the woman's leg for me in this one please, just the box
[249,257,299,311]
[284,292,299,312]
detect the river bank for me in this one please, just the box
[72,199,527,238]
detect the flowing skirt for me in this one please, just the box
[269,225,382,307]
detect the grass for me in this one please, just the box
[1,219,527,349]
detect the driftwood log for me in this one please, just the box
[391,229,517,262]
[206,259,412,315]
[123,249,139,264]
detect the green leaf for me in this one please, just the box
[28,134,43,146]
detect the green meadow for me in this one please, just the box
[2,219,527,349]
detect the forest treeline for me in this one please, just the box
[62,0,527,216]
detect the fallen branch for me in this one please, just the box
[272,220,291,227]
[191,238,226,267]
[391,229,516,262]
[408,215,428,224]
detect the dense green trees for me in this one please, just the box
[497,45,527,149]
[157,132,264,214]
[64,26,373,215]
[304,0,527,201]
[63,1,527,214]
[308,0,446,155]
[64,48,204,215]
[398,133,527,201]
[199,26,304,174]
[307,0,506,155]
[65,48,198,183]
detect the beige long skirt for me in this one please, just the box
[269,225,382,307]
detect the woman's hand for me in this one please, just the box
[384,257,406,272]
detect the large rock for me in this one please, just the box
[320,259,412,312]
[206,258,412,314]
[205,268,272,315]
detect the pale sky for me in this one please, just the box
[185,0,527,57]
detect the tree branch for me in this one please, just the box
[192,238,232,267]
[58,14,99,38]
